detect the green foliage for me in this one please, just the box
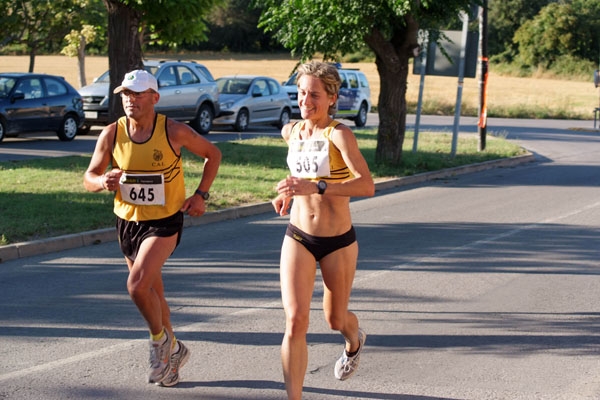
[549,55,596,79]
[128,0,217,47]
[487,0,551,61]
[61,25,98,57]
[257,0,370,60]
[514,2,577,68]
[255,0,474,60]
[186,0,281,53]
[513,0,600,69]
[0,0,80,58]
[0,0,107,58]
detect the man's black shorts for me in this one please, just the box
[116,211,184,261]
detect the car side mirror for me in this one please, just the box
[11,92,25,103]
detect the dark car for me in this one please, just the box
[78,60,220,135]
[0,73,85,143]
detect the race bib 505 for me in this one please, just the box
[287,139,330,179]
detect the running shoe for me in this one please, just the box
[334,328,366,381]
[157,340,190,387]
[147,330,171,383]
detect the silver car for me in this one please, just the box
[78,60,220,135]
[214,75,292,131]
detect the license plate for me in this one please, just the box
[84,111,98,119]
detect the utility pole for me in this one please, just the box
[478,0,489,151]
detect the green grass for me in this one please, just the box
[0,128,525,245]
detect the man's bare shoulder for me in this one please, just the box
[166,118,194,136]
[97,122,117,143]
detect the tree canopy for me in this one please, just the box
[0,0,87,71]
[487,0,550,62]
[514,0,600,70]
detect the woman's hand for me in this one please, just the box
[272,192,293,216]
[275,176,316,197]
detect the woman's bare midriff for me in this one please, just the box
[289,193,352,236]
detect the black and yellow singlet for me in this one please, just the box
[112,114,185,222]
[287,119,354,183]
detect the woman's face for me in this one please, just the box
[297,74,335,120]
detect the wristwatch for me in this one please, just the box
[195,188,210,200]
[317,180,327,195]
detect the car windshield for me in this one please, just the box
[0,77,16,98]
[283,73,297,86]
[217,78,251,94]
[95,71,110,83]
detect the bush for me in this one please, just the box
[550,55,596,80]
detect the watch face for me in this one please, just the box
[317,180,327,194]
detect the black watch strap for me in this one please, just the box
[195,189,210,200]
[317,180,327,195]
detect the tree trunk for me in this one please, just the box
[364,15,420,166]
[103,0,144,123]
[77,34,87,88]
[28,50,35,73]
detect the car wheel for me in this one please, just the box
[78,123,91,135]
[234,109,249,132]
[57,114,78,141]
[354,102,368,127]
[192,103,214,135]
[276,108,291,129]
[0,118,5,143]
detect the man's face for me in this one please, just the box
[120,90,159,118]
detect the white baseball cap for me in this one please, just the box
[113,69,158,94]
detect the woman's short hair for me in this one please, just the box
[297,61,341,115]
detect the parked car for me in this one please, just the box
[78,59,220,135]
[0,72,84,143]
[281,64,372,127]
[214,75,292,131]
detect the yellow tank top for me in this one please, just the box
[112,114,185,221]
[288,120,354,182]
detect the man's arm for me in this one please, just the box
[83,123,120,192]
[168,120,222,216]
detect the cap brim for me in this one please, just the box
[113,84,157,94]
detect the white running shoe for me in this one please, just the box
[147,330,171,383]
[157,340,190,387]
[334,328,366,381]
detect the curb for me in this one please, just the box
[0,153,535,263]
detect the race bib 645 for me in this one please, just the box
[119,173,165,206]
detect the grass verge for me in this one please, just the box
[0,128,525,245]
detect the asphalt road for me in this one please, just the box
[1,116,600,399]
